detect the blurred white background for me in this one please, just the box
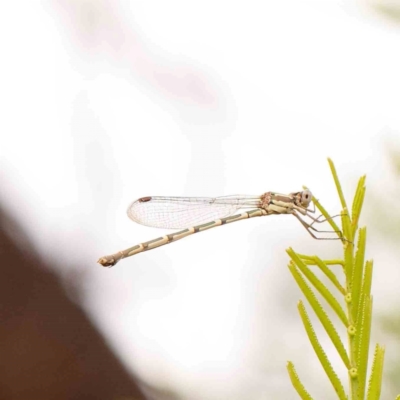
[1,0,400,399]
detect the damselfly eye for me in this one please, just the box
[301,190,312,206]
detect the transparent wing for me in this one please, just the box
[127,195,261,229]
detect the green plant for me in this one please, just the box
[286,159,398,400]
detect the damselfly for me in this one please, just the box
[98,189,339,267]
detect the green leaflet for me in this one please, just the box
[328,158,348,212]
[351,175,366,238]
[352,228,367,322]
[366,345,385,400]
[288,248,348,327]
[303,188,343,240]
[356,296,373,399]
[287,362,314,400]
[298,301,347,400]
[297,254,346,295]
[288,262,350,369]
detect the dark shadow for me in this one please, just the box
[0,205,147,400]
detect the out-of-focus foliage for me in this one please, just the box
[367,145,400,399]
[378,313,400,396]
[366,144,400,242]
[370,0,400,24]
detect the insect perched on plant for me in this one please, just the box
[98,189,340,267]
